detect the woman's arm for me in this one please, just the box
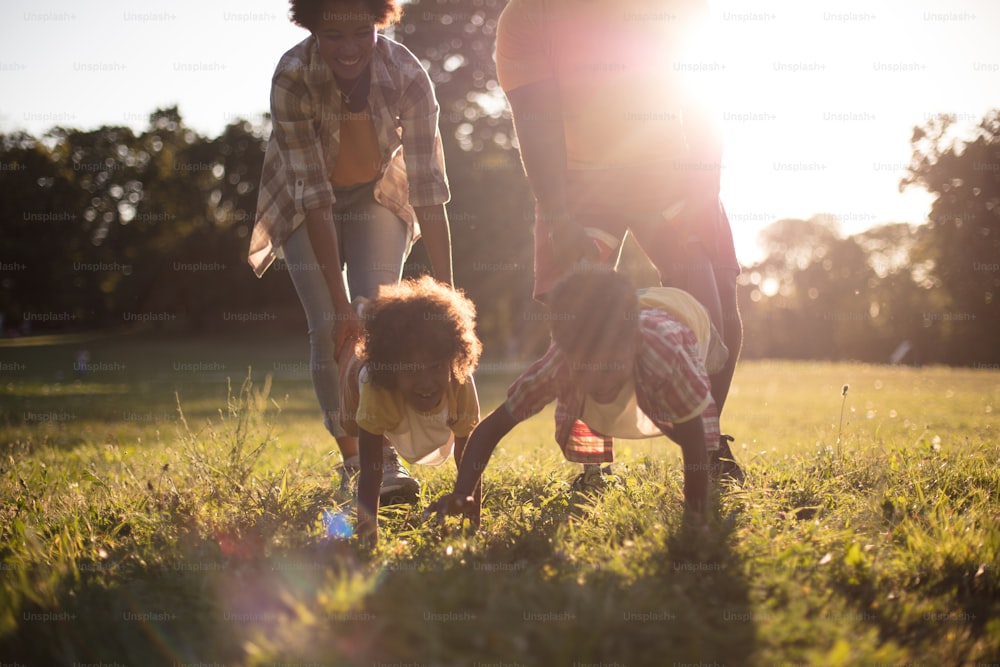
[505,81,593,270]
[270,56,360,353]
[393,46,451,220]
[412,204,453,286]
[303,207,361,355]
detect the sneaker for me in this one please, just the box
[570,464,621,496]
[711,434,745,484]
[380,446,421,502]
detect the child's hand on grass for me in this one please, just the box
[424,492,477,523]
[355,518,378,550]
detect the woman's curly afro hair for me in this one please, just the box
[357,276,482,390]
[288,0,402,31]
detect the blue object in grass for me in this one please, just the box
[322,508,354,540]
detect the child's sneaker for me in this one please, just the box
[570,464,621,496]
[711,434,745,484]
[380,446,421,503]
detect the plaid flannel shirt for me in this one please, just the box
[504,307,719,463]
[248,34,450,276]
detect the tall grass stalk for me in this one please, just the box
[836,383,849,458]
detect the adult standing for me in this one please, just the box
[495,0,743,479]
[249,0,454,498]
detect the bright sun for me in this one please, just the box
[676,0,956,266]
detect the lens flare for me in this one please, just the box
[322,508,354,540]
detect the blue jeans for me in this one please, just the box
[283,183,411,438]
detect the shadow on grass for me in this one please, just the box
[0,485,351,666]
[255,480,757,666]
[827,516,1000,665]
[0,480,755,666]
[0,329,327,452]
[0,383,325,451]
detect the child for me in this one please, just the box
[427,266,740,524]
[340,276,483,544]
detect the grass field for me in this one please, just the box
[1,332,998,666]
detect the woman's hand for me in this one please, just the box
[549,218,600,274]
[545,210,600,274]
[333,306,363,359]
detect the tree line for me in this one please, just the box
[735,111,1000,367]
[1,0,997,367]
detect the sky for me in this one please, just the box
[2,0,999,264]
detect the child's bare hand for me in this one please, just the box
[424,492,476,524]
[355,519,378,550]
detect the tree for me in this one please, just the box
[902,111,1000,365]
[741,217,884,361]
[0,108,299,334]
[0,132,86,330]
[853,223,934,364]
[396,0,538,352]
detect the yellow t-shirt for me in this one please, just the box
[354,369,480,466]
[329,108,382,188]
[496,0,707,170]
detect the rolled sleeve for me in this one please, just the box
[496,0,553,93]
[450,376,481,438]
[504,343,564,422]
[271,64,334,213]
[396,58,450,207]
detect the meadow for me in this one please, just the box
[1,332,998,666]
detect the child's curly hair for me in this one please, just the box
[547,266,640,359]
[357,276,482,390]
[289,0,402,31]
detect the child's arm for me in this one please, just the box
[356,428,384,545]
[669,415,709,519]
[452,435,483,526]
[427,404,517,519]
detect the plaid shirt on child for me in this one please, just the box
[504,308,720,463]
[248,35,450,276]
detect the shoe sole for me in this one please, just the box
[380,487,420,506]
[380,476,420,505]
[381,477,421,494]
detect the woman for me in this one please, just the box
[248,0,454,499]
